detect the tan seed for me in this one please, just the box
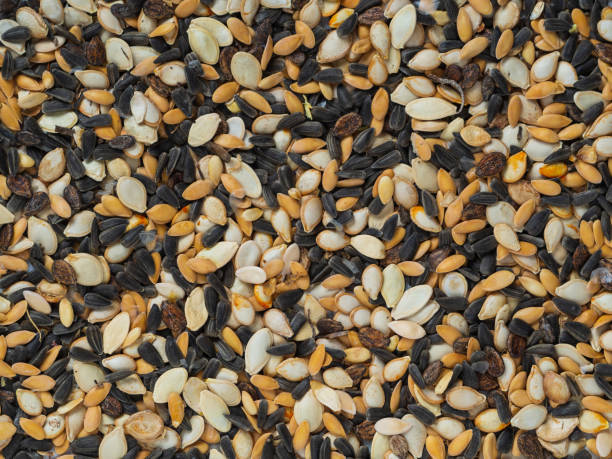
[273,34,304,56]
[435,254,466,273]
[460,36,490,60]
[481,270,515,292]
[448,429,473,456]
[508,95,522,127]
[425,434,445,459]
[495,29,514,59]
[457,8,473,42]
[20,418,45,440]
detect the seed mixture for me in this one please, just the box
[1,0,612,457]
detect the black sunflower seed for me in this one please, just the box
[278,113,306,130]
[81,114,112,128]
[1,26,31,42]
[99,224,127,245]
[437,296,468,311]
[551,400,581,417]
[572,39,594,67]
[314,68,344,83]
[469,192,498,205]
[105,370,135,383]
[491,391,511,423]
[512,27,532,49]
[84,292,112,309]
[552,297,582,317]
[581,100,603,124]
[53,375,74,404]
[574,72,601,90]
[524,209,551,236]
[138,341,164,367]
[543,18,572,31]
[337,12,358,37]
[563,321,590,342]
[508,318,533,338]
[70,342,101,361]
[297,58,318,86]
[407,404,435,425]
[292,121,324,137]
[267,342,297,356]
[60,48,88,68]
[579,249,601,278]
[109,135,136,149]
[421,190,438,216]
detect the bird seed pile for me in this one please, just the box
[1,0,612,456]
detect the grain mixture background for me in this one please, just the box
[0,0,611,457]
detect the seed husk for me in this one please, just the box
[405,98,457,120]
[116,176,147,213]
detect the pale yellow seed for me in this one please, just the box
[59,298,74,328]
[377,176,394,204]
